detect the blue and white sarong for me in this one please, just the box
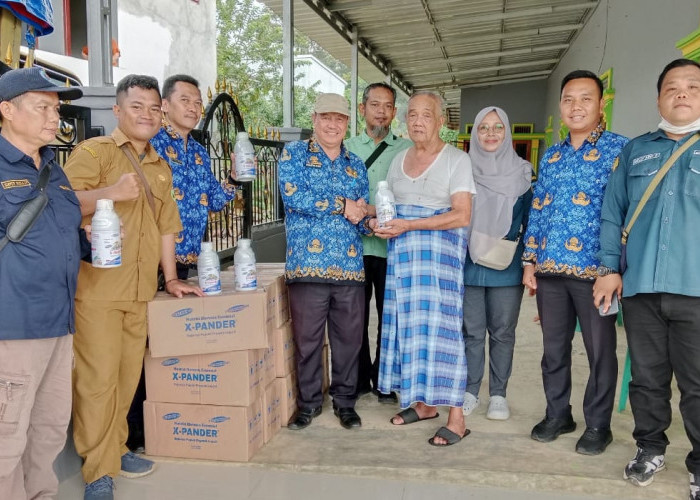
[377,204,468,408]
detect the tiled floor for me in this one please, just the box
[57,461,606,500]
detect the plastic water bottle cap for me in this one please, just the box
[238,238,251,248]
[237,131,249,140]
[377,180,389,190]
[201,242,213,252]
[96,199,114,210]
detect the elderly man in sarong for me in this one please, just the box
[373,91,476,446]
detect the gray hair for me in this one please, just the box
[408,91,445,116]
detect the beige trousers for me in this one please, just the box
[72,299,147,484]
[0,334,73,500]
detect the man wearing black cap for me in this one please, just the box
[0,67,83,499]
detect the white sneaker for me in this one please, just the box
[486,396,510,420]
[462,392,480,416]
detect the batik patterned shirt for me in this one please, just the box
[522,124,628,280]
[151,123,239,264]
[279,138,371,285]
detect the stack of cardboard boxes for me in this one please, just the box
[142,263,327,462]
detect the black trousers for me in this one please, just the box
[536,277,618,428]
[358,255,387,391]
[623,293,700,474]
[288,282,364,409]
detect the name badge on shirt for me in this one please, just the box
[1,179,30,189]
[632,153,661,166]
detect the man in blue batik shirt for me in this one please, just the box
[280,93,371,431]
[151,74,241,279]
[522,70,628,456]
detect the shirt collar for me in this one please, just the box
[562,122,606,148]
[307,136,350,160]
[358,129,396,146]
[0,134,55,168]
[160,118,188,143]
[647,128,700,143]
[112,127,162,164]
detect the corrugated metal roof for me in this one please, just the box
[258,0,599,128]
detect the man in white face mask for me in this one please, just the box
[596,58,700,499]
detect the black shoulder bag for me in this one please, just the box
[0,163,52,253]
[363,135,396,169]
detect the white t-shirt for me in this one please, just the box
[386,143,476,209]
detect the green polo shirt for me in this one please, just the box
[345,130,412,258]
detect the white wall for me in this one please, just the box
[543,0,700,140]
[295,55,347,95]
[118,0,217,92]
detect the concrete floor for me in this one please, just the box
[59,293,691,499]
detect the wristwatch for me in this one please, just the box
[596,265,619,277]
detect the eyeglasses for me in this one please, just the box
[477,123,506,134]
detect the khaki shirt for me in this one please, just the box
[64,128,182,302]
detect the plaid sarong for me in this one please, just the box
[377,204,468,408]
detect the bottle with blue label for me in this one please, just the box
[234,131,256,181]
[234,238,257,291]
[198,242,221,295]
[91,198,121,268]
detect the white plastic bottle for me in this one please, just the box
[375,180,396,228]
[234,238,257,291]
[234,131,256,182]
[91,198,121,268]
[198,242,221,295]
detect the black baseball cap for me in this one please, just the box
[0,67,83,102]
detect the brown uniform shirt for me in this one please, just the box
[64,128,182,302]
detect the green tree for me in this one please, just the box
[216,0,319,130]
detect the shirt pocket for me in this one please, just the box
[0,188,36,225]
[0,372,29,436]
[627,162,660,202]
[683,156,700,198]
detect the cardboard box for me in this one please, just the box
[147,283,271,357]
[259,273,289,328]
[144,399,263,462]
[220,269,289,330]
[275,373,297,427]
[262,344,276,388]
[262,381,281,444]
[144,349,264,407]
[272,320,295,378]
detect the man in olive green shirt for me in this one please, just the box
[345,82,411,403]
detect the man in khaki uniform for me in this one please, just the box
[64,75,202,500]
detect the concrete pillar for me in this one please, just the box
[350,27,358,136]
[282,0,294,128]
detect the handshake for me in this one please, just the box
[343,197,370,225]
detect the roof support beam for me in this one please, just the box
[400,43,570,68]
[301,0,412,95]
[357,23,584,47]
[409,58,559,79]
[416,70,553,90]
[356,2,598,31]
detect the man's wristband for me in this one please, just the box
[521,261,534,268]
